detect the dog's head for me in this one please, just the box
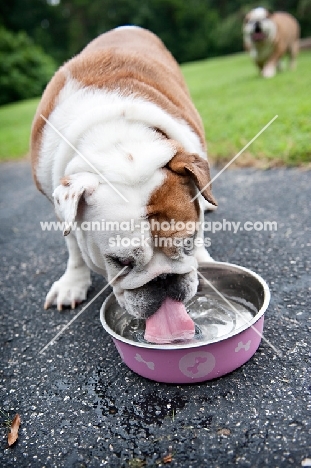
[53,144,217,321]
[243,7,275,44]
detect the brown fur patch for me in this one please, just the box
[66,28,206,150]
[269,12,300,65]
[30,70,67,192]
[147,146,217,256]
[147,169,200,257]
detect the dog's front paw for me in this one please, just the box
[262,64,276,78]
[44,267,91,311]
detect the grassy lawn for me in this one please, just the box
[0,98,39,161]
[0,50,310,165]
[182,50,311,166]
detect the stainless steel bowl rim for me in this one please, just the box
[100,261,270,350]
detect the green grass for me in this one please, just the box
[0,98,39,161]
[182,50,311,166]
[0,50,310,165]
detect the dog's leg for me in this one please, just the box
[195,246,215,264]
[289,40,299,70]
[44,234,91,310]
[262,47,286,78]
[262,60,277,78]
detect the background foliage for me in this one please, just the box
[0,0,310,105]
[0,27,56,105]
[1,0,310,65]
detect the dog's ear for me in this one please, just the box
[53,172,100,236]
[167,149,217,207]
[243,12,251,23]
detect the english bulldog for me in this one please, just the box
[31,26,217,340]
[243,7,300,78]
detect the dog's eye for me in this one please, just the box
[183,233,196,255]
[109,256,134,269]
[119,258,133,267]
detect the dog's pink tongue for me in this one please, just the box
[144,298,195,344]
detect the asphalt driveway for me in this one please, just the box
[0,161,310,467]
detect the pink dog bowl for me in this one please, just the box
[100,262,270,383]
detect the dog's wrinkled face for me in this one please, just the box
[53,149,217,319]
[243,7,275,43]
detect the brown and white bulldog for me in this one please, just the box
[243,8,300,78]
[31,26,217,338]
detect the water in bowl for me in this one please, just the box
[114,292,256,345]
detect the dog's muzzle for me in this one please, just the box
[251,21,266,41]
[122,270,198,319]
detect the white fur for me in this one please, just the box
[249,7,270,21]
[250,41,275,63]
[37,77,206,198]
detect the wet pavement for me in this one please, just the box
[0,161,310,467]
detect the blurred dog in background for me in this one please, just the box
[243,7,300,78]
